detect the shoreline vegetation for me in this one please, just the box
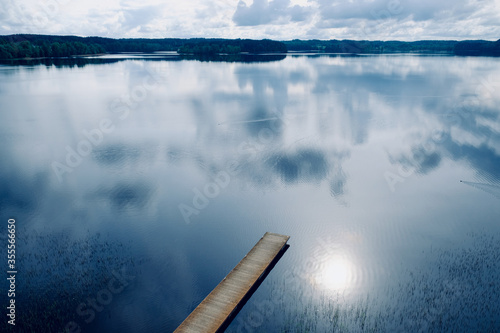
[0,34,499,60]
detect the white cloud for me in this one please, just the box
[232,0,312,26]
[0,0,498,40]
[315,0,473,22]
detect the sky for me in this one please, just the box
[1,0,499,40]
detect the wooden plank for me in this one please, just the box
[174,232,290,333]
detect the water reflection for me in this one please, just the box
[0,52,286,68]
[93,144,141,166]
[461,180,500,199]
[0,57,124,68]
[99,182,152,210]
[314,255,353,291]
[268,149,328,184]
[1,54,500,332]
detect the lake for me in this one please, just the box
[1,53,500,332]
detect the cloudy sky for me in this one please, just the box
[1,0,499,40]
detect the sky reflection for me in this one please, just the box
[0,54,499,332]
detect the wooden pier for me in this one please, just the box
[174,232,290,333]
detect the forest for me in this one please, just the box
[0,35,286,59]
[178,39,287,54]
[284,39,500,55]
[0,34,499,59]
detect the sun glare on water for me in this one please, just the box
[314,255,353,291]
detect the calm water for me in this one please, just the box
[1,53,500,332]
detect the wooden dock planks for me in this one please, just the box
[174,232,290,333]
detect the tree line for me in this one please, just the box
[0,35,287,59]
[284,39,500,56]
[0,35,180,59]
[1,34,499,59]
[454,40,500,56]
[177,39,286,54]
[0,40,105,59]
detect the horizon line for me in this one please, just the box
[1,33,499,42]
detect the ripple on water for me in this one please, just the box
[246,232,500,332]
[93,144,141,167]
[12,230,143,333]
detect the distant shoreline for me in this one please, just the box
[1,34,499,59]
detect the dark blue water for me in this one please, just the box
[1,53,499,332]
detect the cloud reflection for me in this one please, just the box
[1,55,500,332]
[268,149,329,184]
[97,182,152,210]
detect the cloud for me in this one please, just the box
[316,0,472,23]
[0,0,499,40]
[232,0,312,26]
[311,0,500,40]
[120,4,165,31]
